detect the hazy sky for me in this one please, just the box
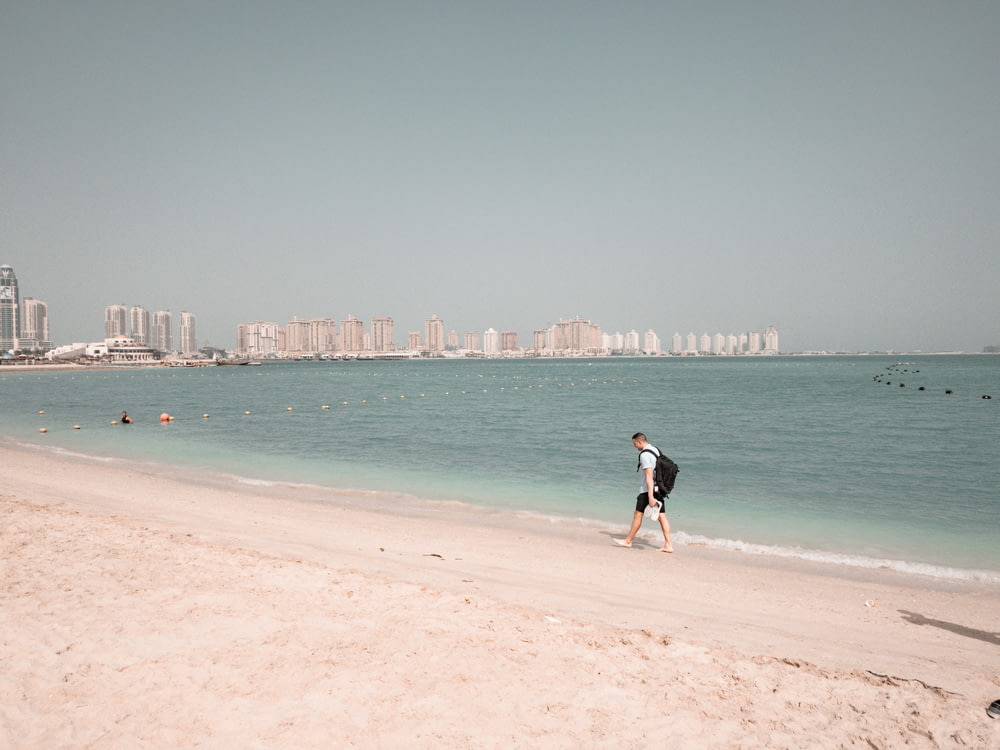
[3,1,998,352]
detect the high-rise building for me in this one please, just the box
[130,306,150,344]
[20,298,51,352]
[285,318,311,353]
[371,317,394,352]
[699,332,711,354]
[105,305,127,339]
[624,330,640,354]
[712,333,725,355]
[500,330,518,352]
[424,314,444,352]
[310,318,337,353]
[464,330,481,351]
[341,315,365,352]
[483,328,499,356]
[236,321,278,357]
[179,312,197,355]
[552,317,602,352]
[643,329,661,355]
[407,331,420,351]
[447,330,459,350]
[0,265,20,352]
[764,326,779,354]
[152,311,172,353]
[533,328,550,351]
[672,332,683,354]
[686,332,697,353]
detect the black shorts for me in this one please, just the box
[635,493,664,514]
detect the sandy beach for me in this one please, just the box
[2,443,998,748]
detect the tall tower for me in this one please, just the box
[130,306,150,344]
[179,312,197,355]
[341,315,365,352]
[153,311,173,353]
[20,298,51,352]
[371,316,394,352]
[105,305,127,338]
[0,265,19,352]
[424,314,444,352]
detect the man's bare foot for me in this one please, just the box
[659,545,674,553]
[614,538,632,547]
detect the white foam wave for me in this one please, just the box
[675,532,1000,583]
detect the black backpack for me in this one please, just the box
[638,447,679,498]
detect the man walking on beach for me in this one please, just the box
[615,432,673,553]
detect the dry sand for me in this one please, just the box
[2,443,998,748]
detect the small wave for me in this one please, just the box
[15,441,118,463]
[676,532,1000,583]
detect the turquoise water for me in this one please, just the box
[2,356,998,580]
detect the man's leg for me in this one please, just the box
[658,512,673,553]
[614,511,644,547]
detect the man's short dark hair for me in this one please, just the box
[632,432,647,442]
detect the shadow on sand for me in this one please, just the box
[899,609,1000,646]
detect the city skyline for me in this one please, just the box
[3,4,998,353]
[234,314,780,357]
[0,258,993,356]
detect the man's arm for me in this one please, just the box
[643,466,656,505]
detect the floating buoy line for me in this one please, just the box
[870,362,992,401]
[24,373,640,433]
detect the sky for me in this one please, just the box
[2,1,998,353]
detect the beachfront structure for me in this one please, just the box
[152,311,172,353]
[424,314,444,353]
[672,333,682,354]
[103,336,158,363]
[179,312,197,355]
[371,317,394,352]
[0,265,20,353]
[20,298,52,352]
[105,305,127,339]
[464,330,480,351]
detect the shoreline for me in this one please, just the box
[14,436,1000,586]
[3,443,999,746]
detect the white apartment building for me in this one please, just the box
[130,306,150,344]
[643,329,661,355]
[483,327,499,356]
[236,321,279,357]
[152,310,172,352]
[179,312,197,355]
[105,305,127,338]
[18,298,51,352]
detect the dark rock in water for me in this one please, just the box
[945,390,953,394]
[900,383,905,387]
[918,387,925,391]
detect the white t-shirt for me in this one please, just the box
[638,445,660,492]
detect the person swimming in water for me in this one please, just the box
[120,411,133,424]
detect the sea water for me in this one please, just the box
[2,356,997,581]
